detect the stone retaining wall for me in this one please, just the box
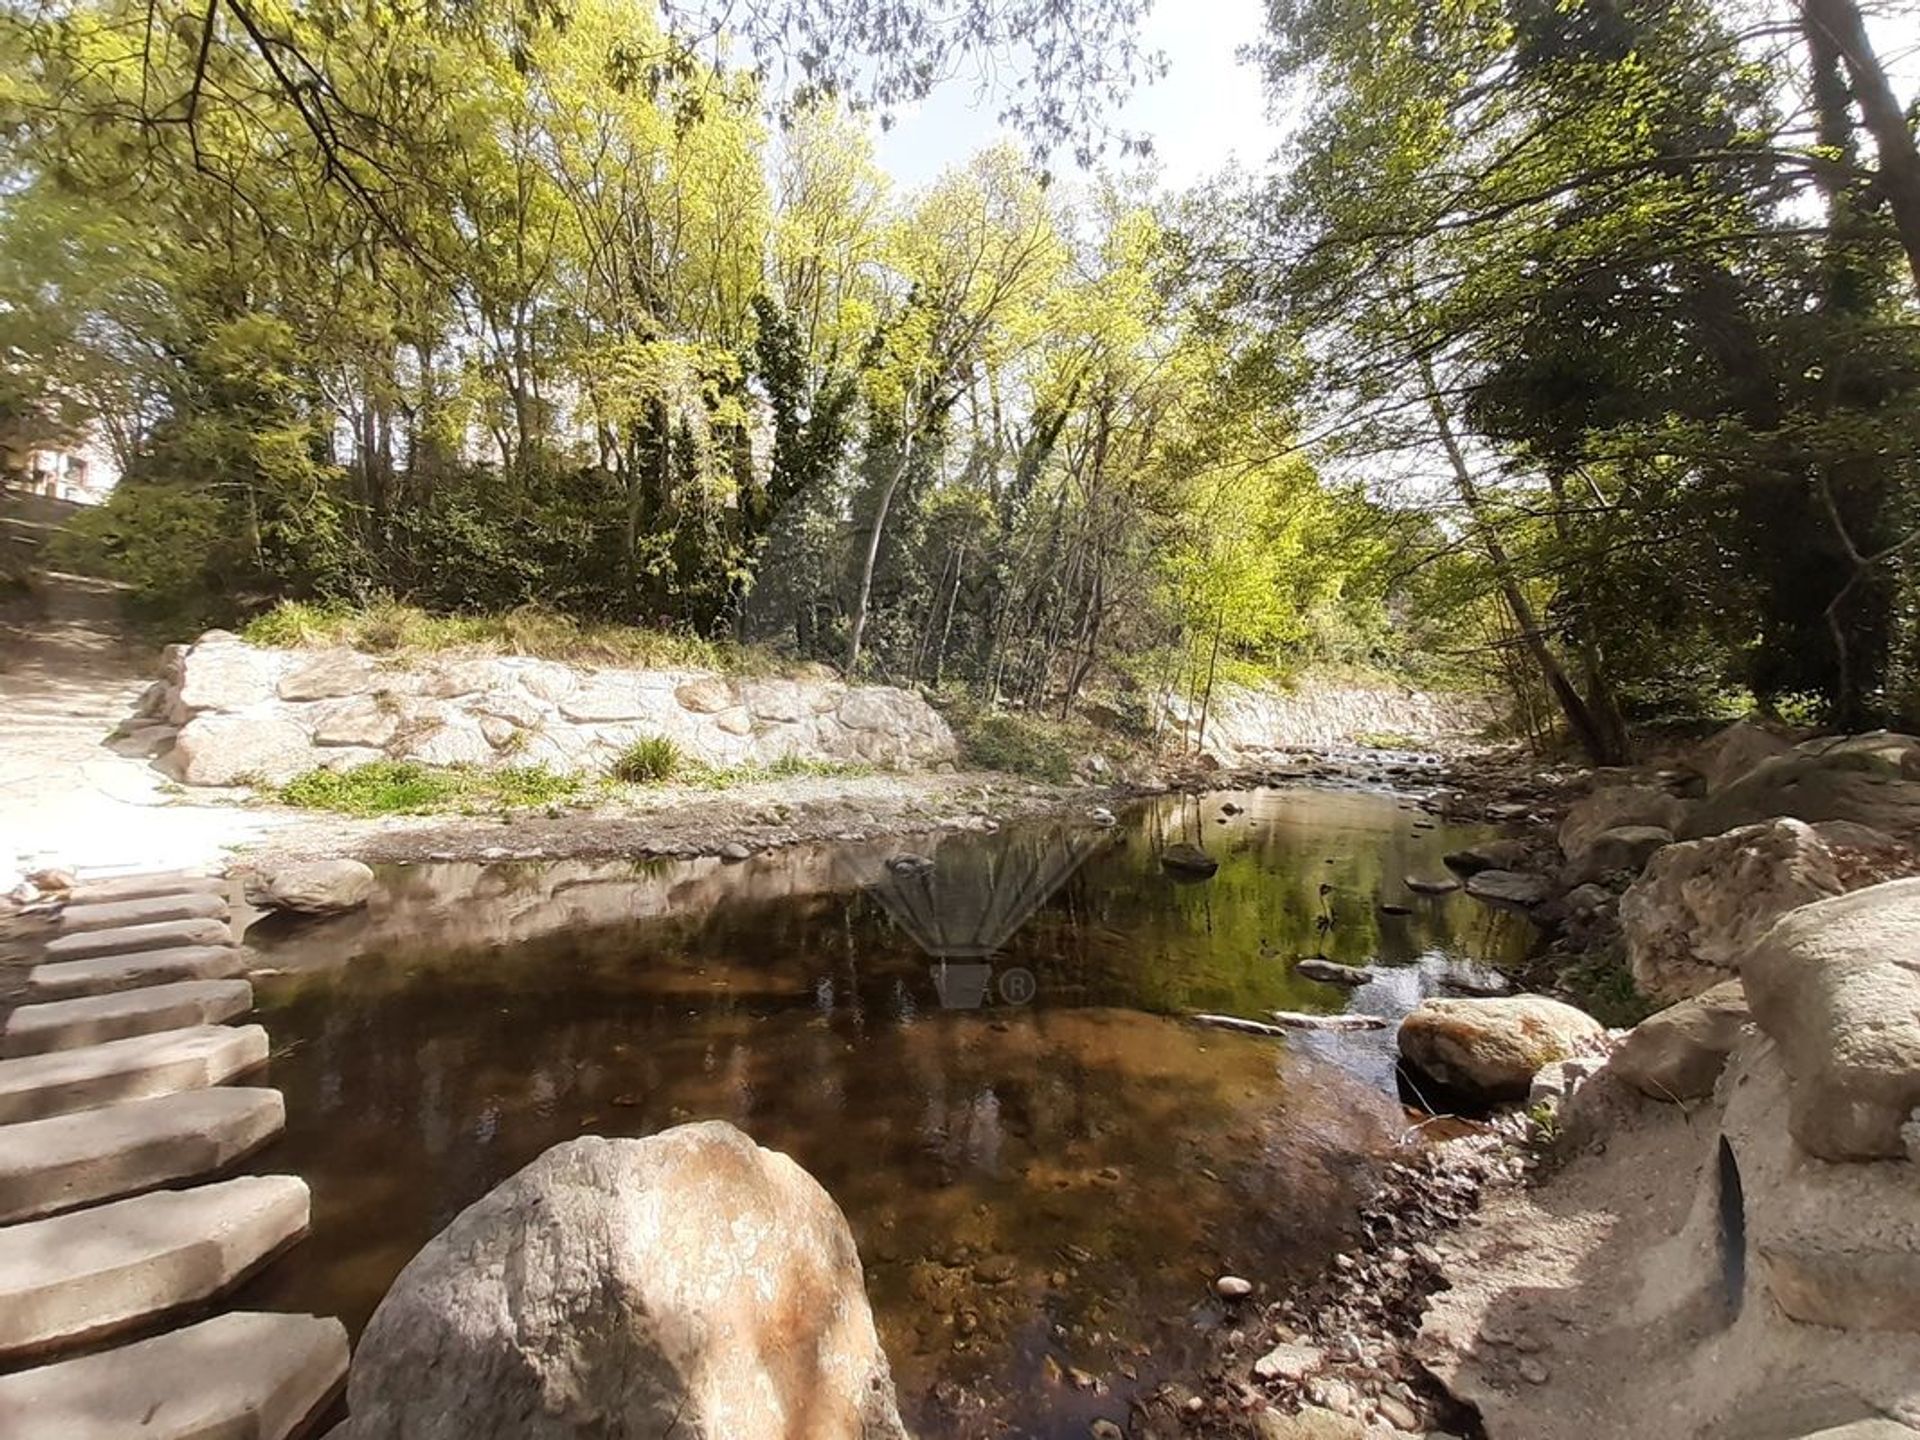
[134,634,958,786]
[1163,682,1495,764]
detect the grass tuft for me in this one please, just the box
[276,760,583,816]
[610,735,684,785]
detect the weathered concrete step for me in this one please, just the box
[0,1024,268,1124]
[57,890,229,934]
[0,1175,310,1356]
[0,1310,347,1440]
[65,870,223,905]
[0,1087,285,1222]
[25,944,248,1002]
[1,978,253,1056]
[40,916,232,962]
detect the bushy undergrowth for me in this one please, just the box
[277,760,583,816]
[1554,942,1659,1030]
[939,696,1095,783]
[242,599,769,673]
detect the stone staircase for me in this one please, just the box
[0,871,346,1438]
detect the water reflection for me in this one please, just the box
[232,786,1529,1439]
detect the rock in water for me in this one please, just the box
[1160,844,1219,878]
[340,1123,908,1440]
[245,860,374,915]
[885,853,934,877]
[1295,959,1374,987]
[1397,996,1606,1102]
[1463,870,1553,908]
[1404,875,1460,895]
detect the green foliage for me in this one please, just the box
[242,600,748,671]
[277,762,582,816]
[1555,943,1660,1030]
[610,736,685,785]
[48,485,234,629]
[678,754,878,790]
[944,699,1086,782]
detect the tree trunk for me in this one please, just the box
[1419,357,1623,764]
[846,428,913,675]
[1804,0,1920,296]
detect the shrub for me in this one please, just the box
[611,735,683,784]
[954,709,1078,783]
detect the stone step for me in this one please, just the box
[0,978,253,1057]
[0,1175,311,1357]
[65,871,224,905]
[0,1310,347,1440]
[57,891,229,935]
[0,1088,285,1222]
[25,944,248,1002]
[40,916,233,962]
[0,1024,268,1124]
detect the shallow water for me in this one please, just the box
[231,784,1530,1437]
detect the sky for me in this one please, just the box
[865,0,1920,193]
[873,0,1285,191]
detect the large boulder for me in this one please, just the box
[1610,980,1751,1101]
[1691,719,1794,794]
[340,1125,907,1440]
[171,714,316,786]
[246,860,375,915]
[1741,879,1920,1161]
[1620,818,1912,1002]
[174,636,282,715]
[1716,1041,1920,1334]
[1683,734,1920,845]
[1559,785,1687,874]
[1570,823,1674,883]
[278,650,374,702]
[1397,996,1607,1102]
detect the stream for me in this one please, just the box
[229,783,1532,1437]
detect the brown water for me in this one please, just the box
[230,784,1530,1438]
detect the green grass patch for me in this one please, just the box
[610,735,685,784]
[677,754,878,790]
[243,599,772,673]
[276,760,583,816]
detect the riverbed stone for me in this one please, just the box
[1398,996,1607,1101]
[1559,785,1687,873]
[1570,824,1673,881]
[1253,1408,1365,1440]
[245,859,374,915]
[1610,981,1750,1102]
[25,944,247,1001]
[0,1024,269,1124]
[0,1087,285,1221]
[1464,870,1553,907]
[42,915,231,961]
[0,1310,348,1440]
[171,713,315,785]
[560,676,654,722]
[278,650,374,701]
[57,890,228,935]
[0,1174,309,1356]
[340,1123,908,1440]
[1741,878,1920,1160]
[63,871,223,905]
[1684,735,1920,845]
[674,675,736,713]
[1,978,252,1056]
[1621,818,1913,1002]
[1693,719,1795,794]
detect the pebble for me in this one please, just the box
[1252,1341,1323,1382]
[1375,1394,1420,1431]
[1518,1357,1550,1385]
[1090,1422,1123,1440]
[1216,1275,1255,1299]
[718,842,751,862]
